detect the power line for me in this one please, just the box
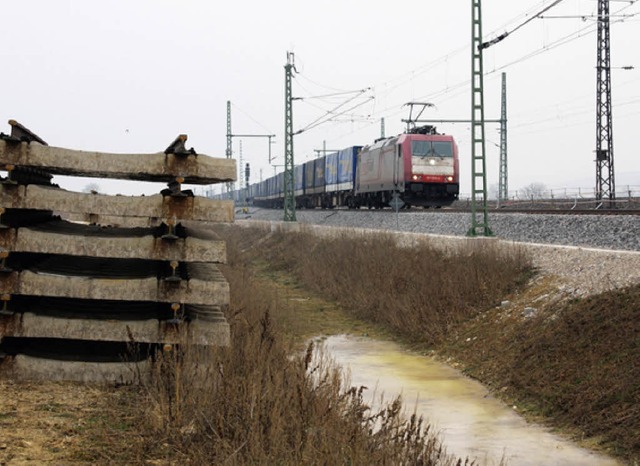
[297,90,368,100]
[369,22,598,125]
[375,1,637,116]
[230,102,275,135]
[371,2,637,124]
[296,73,355,94]
[371,0,568,97]
[298,1,637,160]
[539,13,636,19]
[481,0,568,50]
[296,91,374,135]
[387,1,635,108]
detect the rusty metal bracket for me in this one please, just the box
[0,120,48,145]
[160,218,179,241]
[166,302,185,325]
[0,293,12,316]
[160,176,194,198]
[164,134,196,157]
[164,260,182,283]
[0,208,8,229]
[0,250,12,273]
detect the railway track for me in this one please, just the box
[429,207,640,216]
[448,198,640,215]
[245,195,640,216]
[281,206,640,216]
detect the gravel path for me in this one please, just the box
[238,208,640,298]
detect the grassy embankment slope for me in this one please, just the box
[220,223,639,464]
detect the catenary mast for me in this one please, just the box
[283,52,297,222]
[226,101,233,194]
[498,72,508,203]
[595,0,615,205]
[469,0,492,236]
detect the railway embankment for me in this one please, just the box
[240,207,640,251]
[239,207,640,299]
[240,207,640,304]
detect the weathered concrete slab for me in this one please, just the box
[4,313,161,342]
[0,140,236,184]
[2,312,230,345]
[0,269,230,306]
[0,228,227,263]
[60,215,239,230]
[62,213,162,228]
[0,185,234,223]
[189,319,231,346]
[0,355,149,383]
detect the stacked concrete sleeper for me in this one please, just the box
[0,123,236,382]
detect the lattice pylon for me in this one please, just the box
[468,0,493,237]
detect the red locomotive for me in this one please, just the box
[354,125,459,208]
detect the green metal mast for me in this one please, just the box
[238,141,243,190]
[595,0,615,206]
[226,101,233,194]
[498,72,508,202]
[283,52,297,222]
[468,0,493,236]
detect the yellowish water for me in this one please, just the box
[323,334,621,466]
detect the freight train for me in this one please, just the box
[220,125,459,209]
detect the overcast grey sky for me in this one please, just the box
[1,0,638,197]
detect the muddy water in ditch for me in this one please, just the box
[322,335,620,466]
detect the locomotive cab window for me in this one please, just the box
[432,141,453,157]
[411,141,453,157]
[411,141,431,157]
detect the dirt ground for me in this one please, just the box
[0,380,140,465]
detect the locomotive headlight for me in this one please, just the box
[429,159,436,165]
[446,176,453,182]
[412,174,419,181]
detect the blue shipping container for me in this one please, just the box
[338,146,361,190]
[325,151,339,193]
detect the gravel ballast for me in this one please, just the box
[241,209,640,252]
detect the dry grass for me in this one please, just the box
[134,329,461,465]
[214,223,639,463]
[122,222,640,464]
[0,380,146,465]
[253,228,531,346]
[442,284,640,463]
[123,224,472,465]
